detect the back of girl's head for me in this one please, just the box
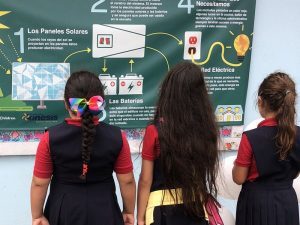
[156,61,210,124]
[155,61,219,218]
[258,72,297,159]
[64,71,104,179]
[64,71,104,105]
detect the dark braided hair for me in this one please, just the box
[154,62,219,219]
[258,72,297,160]
[64,71,104,178]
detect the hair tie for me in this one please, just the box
[285,90,291,95]
[69,96,105,117]
[82,163,88,176]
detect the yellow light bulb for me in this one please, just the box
[234,34,250,62]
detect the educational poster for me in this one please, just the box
[0,0,256,131]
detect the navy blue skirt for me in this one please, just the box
[150,204,208,225]
[44,180,123,225]
[236,181,299,225]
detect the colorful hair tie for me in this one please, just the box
[69,95,105,117]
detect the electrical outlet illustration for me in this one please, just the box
[183,31,202,60]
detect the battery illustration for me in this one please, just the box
[119,73,144,95]
[99,74,117,95]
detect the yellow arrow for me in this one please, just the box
[0,64,10,74]
[146,46,170,71]
[0,48,11,63]
[129,59,134,72]
[0,24,9,29]
[64,47,91,63]
[17,57,22,62]
[0,11,11,17]
[191,41,242,67]
[0,11,11,29]
[147,32,183,45]
[102,58,107,72]
[0,38,4,44]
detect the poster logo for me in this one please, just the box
[21,113,58,122]
[22,113,30,121]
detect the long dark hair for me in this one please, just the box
[154,62,219,218]
[258,72,297,160]
[64,71,104,177]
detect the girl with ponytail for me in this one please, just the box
[31,71,136,225]
[233,72,300,225]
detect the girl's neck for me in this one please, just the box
[263,112,277,120]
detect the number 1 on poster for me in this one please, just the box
[14,28,25,54]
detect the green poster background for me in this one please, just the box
[0,0,256,130]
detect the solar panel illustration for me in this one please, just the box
[12,63,70,101]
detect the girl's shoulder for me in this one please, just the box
[145,124,158,136]
[146,124,157,130]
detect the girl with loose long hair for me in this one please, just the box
[233,72,300,225]
[137,62,219,225]
[31,71,136,225]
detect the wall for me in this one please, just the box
[245,0,300,124]
[1,0,300,224]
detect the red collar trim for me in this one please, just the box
[65,117,99,126]
[257,118,277,127]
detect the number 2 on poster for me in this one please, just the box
[178,0,194,14]
[91,0,107,13]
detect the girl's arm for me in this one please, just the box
[30,176,51,223]
[232,165,249,185]
[117,172,136,225]
[232,133,252,185]
[137,159,154,225]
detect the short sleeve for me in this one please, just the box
[33,132,53,178]
[142,125,159,161]
[235,133,253,167]
[114,132,133,174]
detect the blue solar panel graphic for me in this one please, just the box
[12,63,70,100]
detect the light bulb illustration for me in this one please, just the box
[234,34,250,62]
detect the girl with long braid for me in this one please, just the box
[233,72,300,225]
[31,71,136,225]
